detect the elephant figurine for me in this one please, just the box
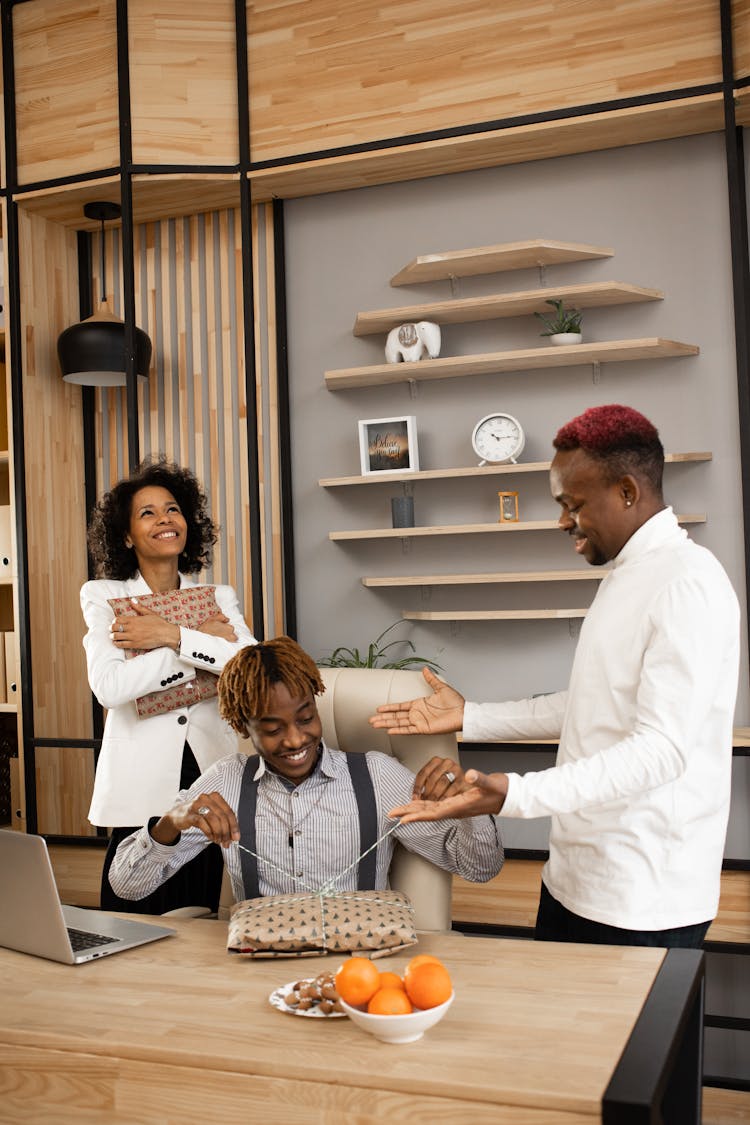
[385,320,441,363]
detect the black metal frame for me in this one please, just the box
[720,0,750,674]
[602,950,705,1124]
[1,0,35,832]
[0,9,747,1094]
[234,0,264,638]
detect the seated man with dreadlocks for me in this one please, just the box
[109,636,503,904]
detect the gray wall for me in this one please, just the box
[285,131,748,722]
[284,129,749,1085]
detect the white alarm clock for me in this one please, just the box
[471,413,525,466]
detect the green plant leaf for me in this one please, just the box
[317,620,442,671]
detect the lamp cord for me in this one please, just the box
[99,218,106,305]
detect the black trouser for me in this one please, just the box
[534,881,711,949]
[99,743,223,914]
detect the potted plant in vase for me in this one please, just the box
[534,298,583,346]
[318,620,442,672]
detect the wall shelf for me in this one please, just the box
[325,337,699,390]
[362,569,606,588]
[353,281,662,336]
[320,451,711,488]
[390,239,614,286]
[330,513,705,542]
[402,609,588,621]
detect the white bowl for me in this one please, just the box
[339,992,454,1044]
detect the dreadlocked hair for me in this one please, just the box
[218,636,325,734]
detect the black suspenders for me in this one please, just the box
[237,751,378,899]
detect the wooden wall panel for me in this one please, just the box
[92,206,256,633]
[35,746,95,837]
[248,93,726,202]
[733,0,750,79]
[246,0,724,164]
[129,0,239,167]
[13,0,119,187]
[18,207,95,834]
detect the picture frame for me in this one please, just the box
[358,415,419,475]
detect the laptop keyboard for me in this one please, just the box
[67,926,119,951]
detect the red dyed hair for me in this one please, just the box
[553,404,664,493]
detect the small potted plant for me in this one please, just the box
[534,298,583,346]
[318,620,442,672]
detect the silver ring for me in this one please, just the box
[443,771,456,783]
[196,805,210,816]
[118,624,124,633]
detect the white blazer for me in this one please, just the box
[82,573,257,827]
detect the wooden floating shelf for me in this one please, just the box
[403,609,589,621]
[325,338,699,390]
[330,514,705,541]
[353,281,662,336]
[390,239,614,287]
[362,569,606,588]
[319,451,711,488]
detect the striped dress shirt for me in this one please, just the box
[109,743,503,901]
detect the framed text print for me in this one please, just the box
[358,415,419,475]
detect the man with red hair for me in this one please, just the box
[376,404,740,948]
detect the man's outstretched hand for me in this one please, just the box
[389,769,509,823]
[368,667,466,735]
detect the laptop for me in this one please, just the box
[0,830,175,964]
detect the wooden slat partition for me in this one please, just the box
[91,206,255,629]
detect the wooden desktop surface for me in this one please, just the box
[0,918,670,1124]
[0,918,674,1120]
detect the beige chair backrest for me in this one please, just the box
[316,665,455,932]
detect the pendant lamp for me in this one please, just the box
[57,201,152,386]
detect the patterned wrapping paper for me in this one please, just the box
[108,586,220,718]
[227,889,418,960]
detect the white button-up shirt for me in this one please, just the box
[463,507,740,930]
[110,744,503,901]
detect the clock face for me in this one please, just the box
[471,413,525,465]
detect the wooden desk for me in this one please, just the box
[0,919,703,1124]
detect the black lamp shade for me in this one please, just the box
[58,317,152,387]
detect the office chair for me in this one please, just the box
[316,665,455,932]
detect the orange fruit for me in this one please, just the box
[335,957,381,1007]
[378,970,405,991]
[367,987,413,1015]
[403,961,452,1010]
[403,953,443,981]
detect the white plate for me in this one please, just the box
[269,980,347,1019]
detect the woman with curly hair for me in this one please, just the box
[82,456,256,913]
